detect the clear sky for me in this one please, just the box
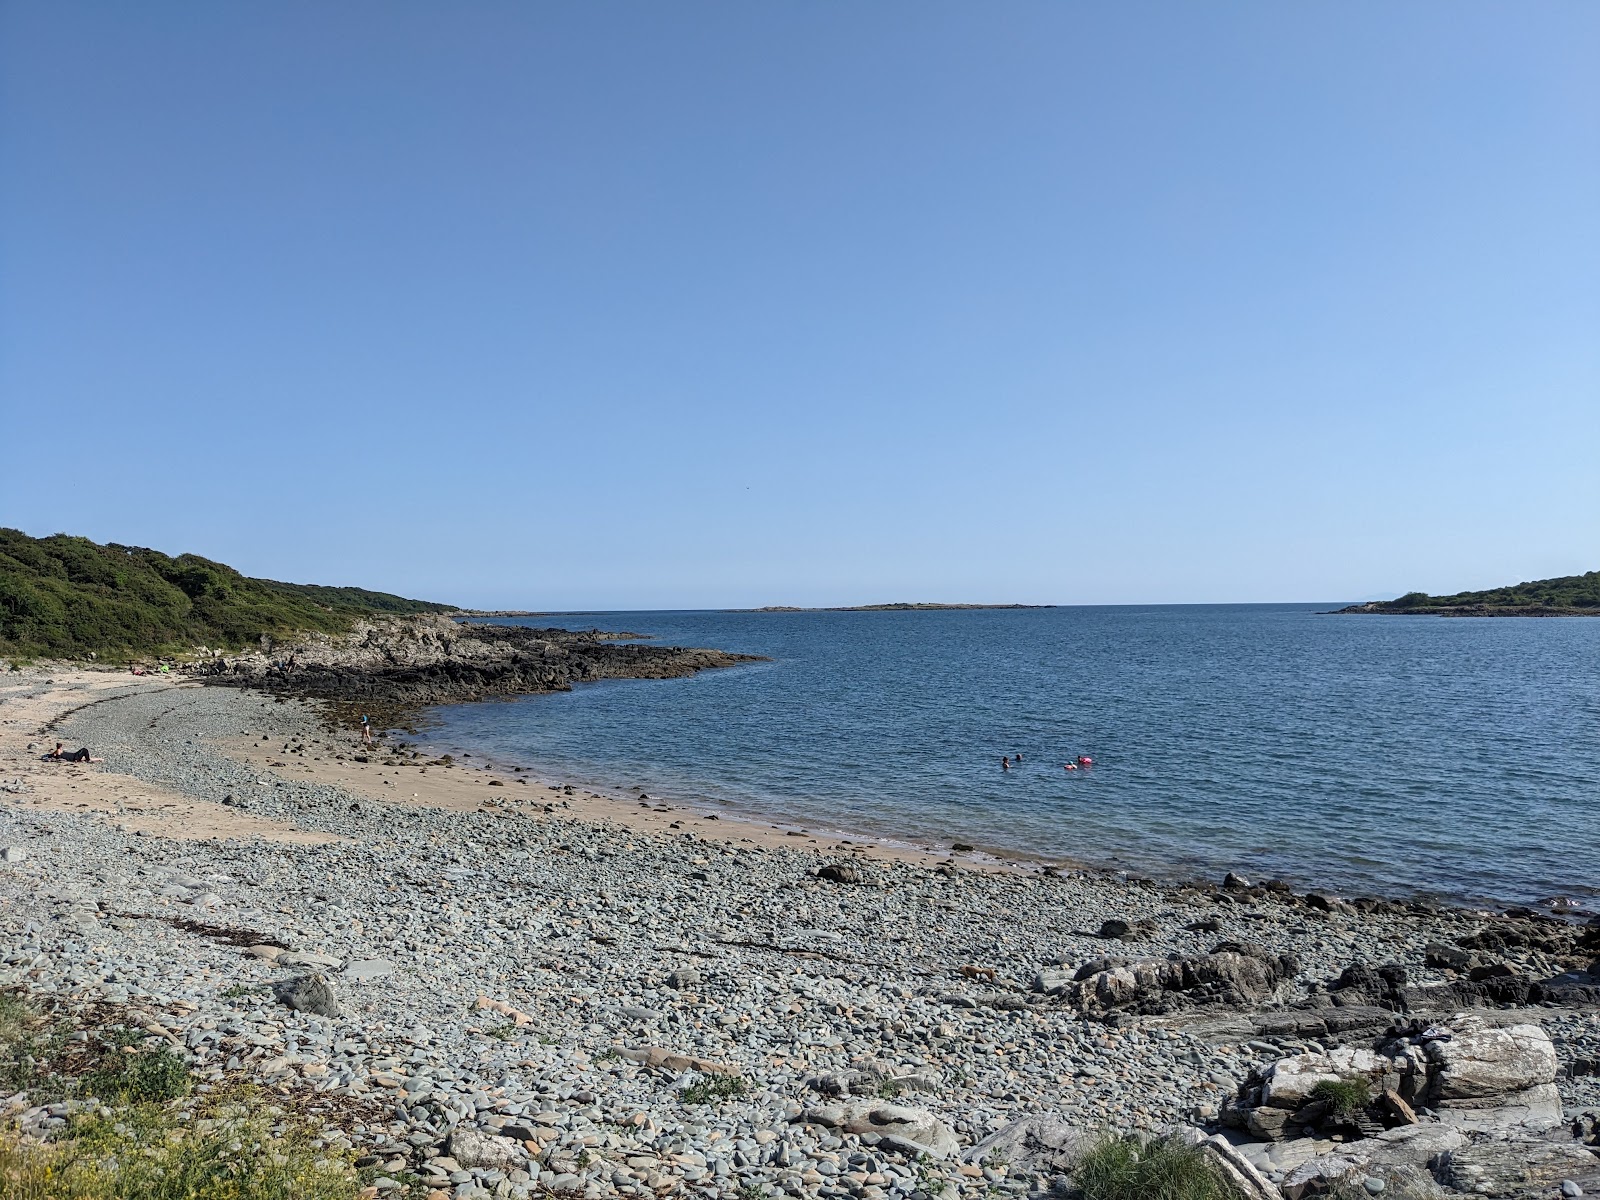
[3,2,1596,609]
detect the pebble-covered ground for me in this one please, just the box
[2,676,1597,1199]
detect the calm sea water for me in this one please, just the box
[418,606,1600,908]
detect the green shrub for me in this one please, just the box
[1311,1076,1372,1117]
[1071,1135,1240,1200]
[0,991,65,1099]
[680,1074,750,1105]
[0,1002,187,1105]
[83,1031,190,1103]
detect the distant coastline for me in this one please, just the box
[733,602,1057,613]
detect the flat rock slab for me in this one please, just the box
[343,959,396,981]
[277,950,342,969]
[618,1045,738,1076]
[964,1114,1090,1174]
[804,1102,960,1160]
[1435,1139,1600,1199]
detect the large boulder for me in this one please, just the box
[1261,1047,1385,1109]
[272,972,340,1018]
[446,1127,525,1170]
[1424,1021,1558,1099]
[803,1102,959,1159]
[1423,1018,1562,1132]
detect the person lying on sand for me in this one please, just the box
[43,743,102,763]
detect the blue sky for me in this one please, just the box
[3,2,1596,609]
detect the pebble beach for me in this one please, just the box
[3,667,1599,1199]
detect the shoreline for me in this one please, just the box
[392,721,1094,882]
[13,661,1590,917]
[393,698,1591,919]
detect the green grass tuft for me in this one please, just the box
[1311,1076,1373,1117]
[1071,1135,1241,1200]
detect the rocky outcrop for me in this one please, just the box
[188,615,761,712]
[1032,944,1298,1016]
[1301,934,1600,1014]
[1225,1014,1563,1144]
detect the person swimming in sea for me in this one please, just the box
[1001,755,1011,771]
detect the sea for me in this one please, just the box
[416,605,1600,909]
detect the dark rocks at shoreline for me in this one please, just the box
[1032,944,1300,1016]
[185,613,762,713]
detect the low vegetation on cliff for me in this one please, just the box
[0,529,456,661]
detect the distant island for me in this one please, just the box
[1334,569,1600,617]
[737,602,1056,613]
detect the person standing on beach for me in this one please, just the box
[360,714,372,745]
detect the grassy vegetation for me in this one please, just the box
[0,991,365,1200]
[1311,1076,1373,1117]
[0,990,188,1107]
[1070,1135,1241,1200]
[1377,569,1600,611]
[0,1092,365,1200]
[0,528,457,660]
[81,1031,191,1105]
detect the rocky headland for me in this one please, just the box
[183,614,762,720]
[2,668,1598,1200]
[1332,570,1600,617]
